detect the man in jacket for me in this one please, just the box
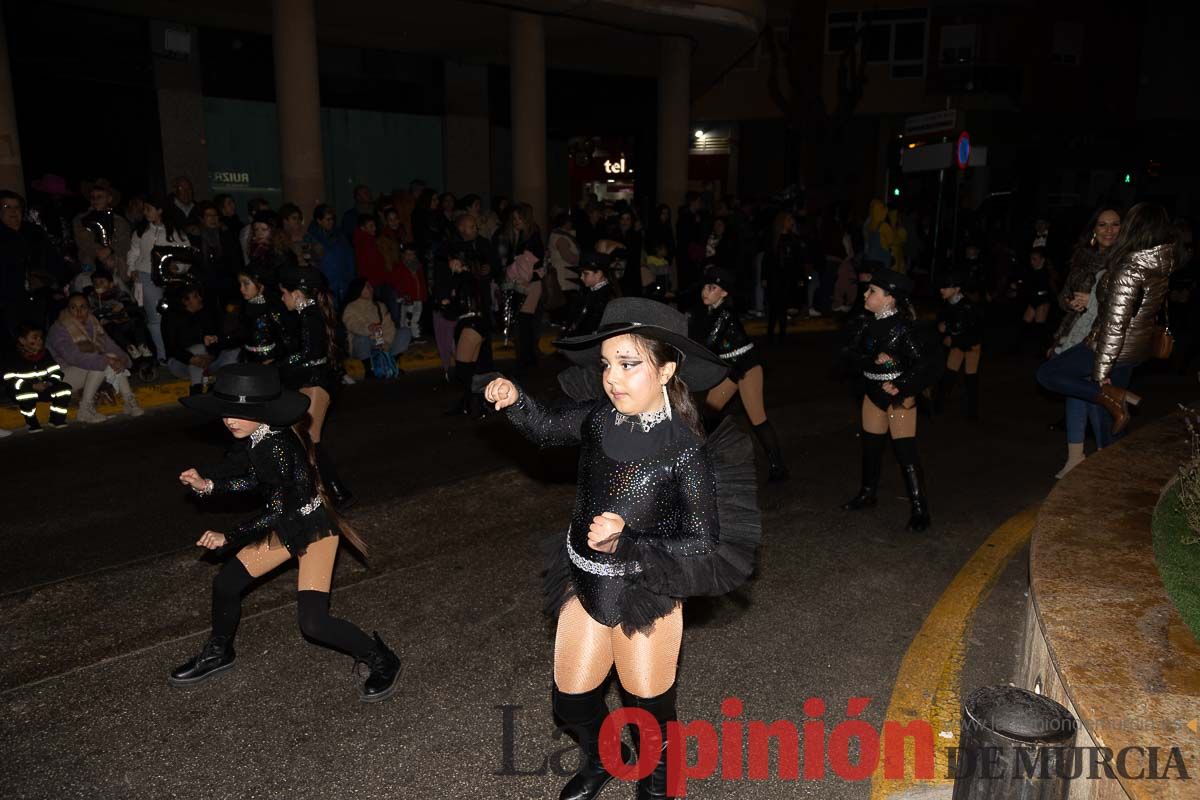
[162,286,239,394]
[72,180,131,275]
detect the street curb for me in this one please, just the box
[0,315,836,431]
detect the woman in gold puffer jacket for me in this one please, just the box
[1037,203,1178,445]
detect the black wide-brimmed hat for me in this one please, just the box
[554,297,728,390]
[579,251,613,272]
[179,364,310,426]
[279,263,325,293]
[869,268,913,298]
[937,270,969,290]
[703,266,736,291]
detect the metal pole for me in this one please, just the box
[952,168,962,266]
[931,167,946,284]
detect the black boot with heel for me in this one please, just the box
[554,684,632,800]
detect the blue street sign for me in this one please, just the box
[956,132,971,170]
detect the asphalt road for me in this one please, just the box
[3,330,1195,799]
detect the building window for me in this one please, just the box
[939,24,977,64]
[827,9,928,79]
[1051,22,1083,65]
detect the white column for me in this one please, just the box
[0,7,24,192]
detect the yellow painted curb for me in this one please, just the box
[868,505,1040,800]
[1,314,837,430]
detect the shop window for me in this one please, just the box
[940,24,977,64]
[1051,22,1083,65]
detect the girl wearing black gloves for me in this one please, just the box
[692,266,788,481]
[171,364,399,702]
[485,298,760,800]
[933,271,985,420]
[841,269,942,531]
[277,265,353,507]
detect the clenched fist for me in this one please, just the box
[484,377,518,410]
[588,512,625,553]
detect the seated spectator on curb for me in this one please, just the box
[87,268,153,362]
[194,201,244,308]
[239,198,271,263]
[3,323,72,431]
[47,293,141,422]
[162,286,240,395]
[342,278,411,379]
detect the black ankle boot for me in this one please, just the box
[902,465,931,532]
[620,684,678,800]
[554,685,632,800]
[842,431,885,511]
[358,632,400,703]
[751,420,789,481]
[169,636,235,687]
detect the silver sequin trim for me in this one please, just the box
[863,370,901,381]
[874,307,898,320]
[720,343,754,359]
[248,295,267,305]
[613,406,668,432]
[566,530,642,577]
[249,426,277,448]
[299,496,322,516]
[246,343,275,353]
[294,298,316,311]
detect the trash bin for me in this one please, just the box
[952,686,1078,800]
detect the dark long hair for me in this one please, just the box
[1068,205,1122,274]
[1103,202,1177,273]
[292,425,368,559]
[628,333,704,439]
[137,195,183,240]
[283,275,342,367]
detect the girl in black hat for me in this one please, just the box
[484,298,760,800]
[841,269,941,531]
[235,262,290,365]
[692,266,789,481]
[277,265,353,507]
[171,364,400,702]
[564,251,618,337]
[933,271,985,420]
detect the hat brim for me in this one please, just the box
[179,389,311,427]
[554,325,729,391]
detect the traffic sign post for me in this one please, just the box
[956,131,971,170]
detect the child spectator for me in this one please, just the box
[88,268,154,362]
[3,323,73,431]
[395,246,427,341]
[162,286,240,395]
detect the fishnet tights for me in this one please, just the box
[553,597,683,698]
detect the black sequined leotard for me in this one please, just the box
[505,390,757,634]
[199,425,334,556]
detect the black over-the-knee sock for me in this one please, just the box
[212,557,255,639]
[964,372,980,419]
[891,435,920,469]
[296,590,373,658]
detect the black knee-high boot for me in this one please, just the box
[445,360,475,416]
[620,683,678,800]
[315,441,354,508]
[169,559,251,687]
[892,436,931,531]
[297,590,399,703]
[751,420,789,481]
[933,368,958,415]
[964,372,980,421]
[554,685,632,800]
[842,431,886,510]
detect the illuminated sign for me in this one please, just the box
[603,158,629,175]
